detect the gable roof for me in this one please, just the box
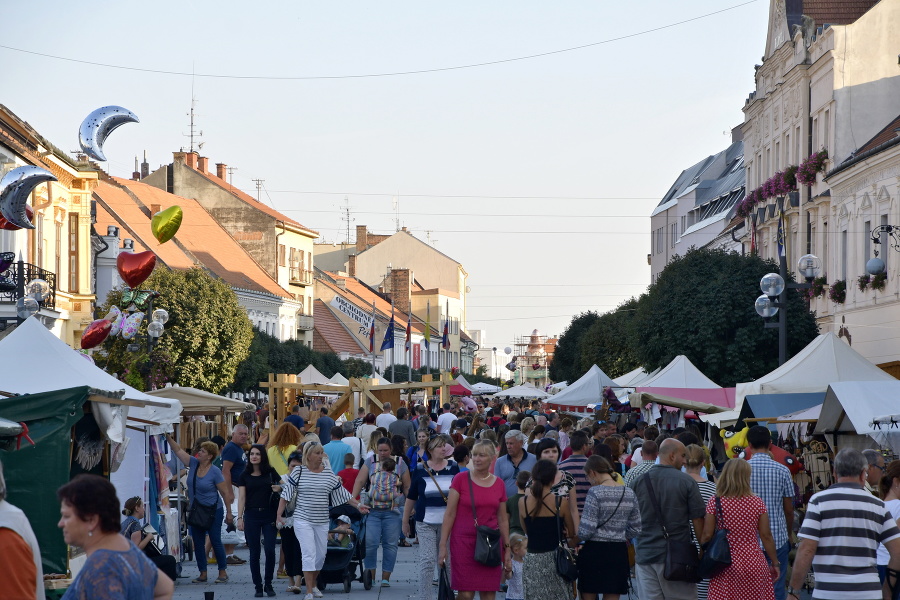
[800,0,881,25]
[318,272,426,334]
[856,113,900,155]
[93,177,292,299]
[357,229,462,269]
[312,299,369,355]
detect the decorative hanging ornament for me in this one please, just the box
[0,204,34,231]
[0,166,57,230]
[80,319,112,349]
[120,311,145,340]
[121,287,159,312]
[150,205,183,244]
[116,251,156,288]
[78,106,139,162]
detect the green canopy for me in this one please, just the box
[0,386,93,574]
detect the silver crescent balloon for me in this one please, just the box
[0,166,57,230]
[78,106,139,161]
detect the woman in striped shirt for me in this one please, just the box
[276,443,369,600]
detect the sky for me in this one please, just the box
[1,0,770,356]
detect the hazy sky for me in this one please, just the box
[2,1,769,354]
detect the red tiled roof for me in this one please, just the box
[803,0,880,25]
[313,300,368,354]
[190,168,318,237]
[855,113,900,155]
[94,178,292,299]
[318,273,426,334]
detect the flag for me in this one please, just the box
[777,209,786,260]
[368,302,375,352]
[424,301,431,350]
[441,300,450,350]
[405,311,412,352]
[381,303,395,351]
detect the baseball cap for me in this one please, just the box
[337,515,352,524]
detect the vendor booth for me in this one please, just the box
[815,381,900,452]
[491,382,549,400]
[546,364,617,414]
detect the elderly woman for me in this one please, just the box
[278,442,369,600]
[58,475,174,600]
[267,422,302,476]
[121,497,177,581]
[403,434,460,600]
[439,440,511,600]
[165,433,232,583]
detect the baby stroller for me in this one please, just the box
[317,504,371,592]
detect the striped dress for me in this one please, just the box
[692,479,717,600]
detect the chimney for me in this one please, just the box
[216,163,227,180]
[173,151,187,164]
[185,151,198,169]
[132,156,140,181]
[356,225,368,253]
[141,150,149,179]
[348,254,357,277]
[150,204,161,216]
[390,268,412,315]
[197,156,209,173]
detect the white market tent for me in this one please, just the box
[548,381,568,394]
[630,355,735,413]
[613,367,651,388]
[0,317,181,428]
[298,364,332,385]
[329,372,350,386]
[815,381,900,451]
[471,382,502,395]
[453,375,475,392]
[546,365,617,413]
[492,382,549,399]
[146,385,255,414]
[638,355,721,389]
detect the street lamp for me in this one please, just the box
[0,252,57,330]
[755,253,820,365]
[865,224,900,276]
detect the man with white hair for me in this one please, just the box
[493,430,537,497]
[0,458,44,600]
[376,402,397,429]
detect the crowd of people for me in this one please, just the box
[10,395,900,600]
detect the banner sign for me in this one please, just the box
[330,295,372,327]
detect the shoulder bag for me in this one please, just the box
[425,463,448,503]
[186,466,217,531]
[697,496,732,580]
[643,472,700,583]
[468,472,502,566]
[554,496,579,582]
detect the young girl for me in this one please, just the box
[504,533,527,600]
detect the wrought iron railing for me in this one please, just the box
[0,258,57,311]
[298,315,314,331]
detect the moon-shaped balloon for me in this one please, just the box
[0,166,57,230]
[78,106,139,162]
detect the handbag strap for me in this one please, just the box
[424,462,448,503]
[595,485,627,530]
[714,496,727,530]
[467,472,480,527]
[554,496,565,546]
[190,461,198,500]
[643,471,670,540]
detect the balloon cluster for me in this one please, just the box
[0,167,57,230]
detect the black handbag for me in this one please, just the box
[697,496,732,580]
[554,496,579,583]
[468,473,502,567]
[186,467,217,531]
[438,564,455,600]
[643,472,700,583]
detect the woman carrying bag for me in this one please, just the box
[237,444,282,597]
[700,458,779,600]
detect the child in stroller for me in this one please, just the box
[317,505,373,592]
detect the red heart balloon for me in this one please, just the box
[117,251,157,288]
[81,319,112,349]
[0,204,34,230]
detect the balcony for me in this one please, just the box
[0,258,57,327]
[298,315,314,331]
[289,267,313,286]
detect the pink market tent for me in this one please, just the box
[449,384,472,396]
[629,355,734,414]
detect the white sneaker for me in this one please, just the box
[304,595,314,600]
[313,589,324,598]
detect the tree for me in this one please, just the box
[632,247,819,387]
[576,298,641,378]
[548,311,600,383]
[341,358,375,378]
[97,267,253,393]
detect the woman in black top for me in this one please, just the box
[238,444,282,597]
[518,459,576,600]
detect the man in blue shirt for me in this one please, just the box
[220,424,249,564]
[323,426,352,473]
[316,407,336,444]
[284,405,305,431]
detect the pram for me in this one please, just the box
[317,504,372,591]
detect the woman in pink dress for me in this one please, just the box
[439,440,511,600]
[701,458,779,600]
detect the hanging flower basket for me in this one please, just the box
[807,276,827,299]
[828,279,846,304]
[872,272,888,291]
[797,150,829,186]
[858,274,871,291]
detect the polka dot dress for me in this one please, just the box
[706,495,775,600]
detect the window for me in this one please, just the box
[824,110,830,151]
[68,213,79,293]
[812,118,818,151]
[882,215,890,273]
[278,244,286,267]
[822,221,828,275]
[670,222,677,247]
[656,228,663,254]
[806,213,812,254]
[775,142,780,170]
[864,220,871,262]
[786,133,791,164]
[766,148,771,179]
[681,215,687,236]
[796,126,801,164]
[841,230,848,281]
[55,222,62,284]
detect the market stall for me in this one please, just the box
[545,364,617,414]
[490,382,549,400]
[815,381,900,452]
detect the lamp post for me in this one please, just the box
[126,300,169,390]
[864,224,900,275]
[755,252,820,365]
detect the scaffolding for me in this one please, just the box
[512,329,557,389]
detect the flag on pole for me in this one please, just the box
[405,311,412,352]
[777,209,786,260]
[369,302,376,352]
[441,300,450,349]
[424,301,431,350]
[381,303,395,351]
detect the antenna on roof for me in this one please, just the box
[227,167,237,187]
[392,193,400,232]
[184,68,203,153]
[341,196,354,245]
[251,179,265,203]
[425,231,438,246]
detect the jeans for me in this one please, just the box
[417,523,448,600]
[191,504,226,573]
[245,509,277,587]
[281,523,303,577]
[365,508,401,573]
[768,540,791,600]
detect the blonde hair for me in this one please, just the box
[685,444,706,469]
[472,439,497,459]
[368,430,383,453]
[520,417,535,438]
[199,441,219,459]
[716,458,754,498]
[509,532,527,552]
[302,442,323,467]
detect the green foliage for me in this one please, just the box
[548,311,600,384]
[97,267,253,393]
[632,247,819,387]
[575,298,641,379]
[341,358,376,378]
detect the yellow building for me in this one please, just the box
[0,105,97,346]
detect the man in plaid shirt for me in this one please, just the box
[747,425,795,600]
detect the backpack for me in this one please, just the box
[370,469,401,509]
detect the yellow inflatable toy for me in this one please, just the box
[720,426,750,459]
